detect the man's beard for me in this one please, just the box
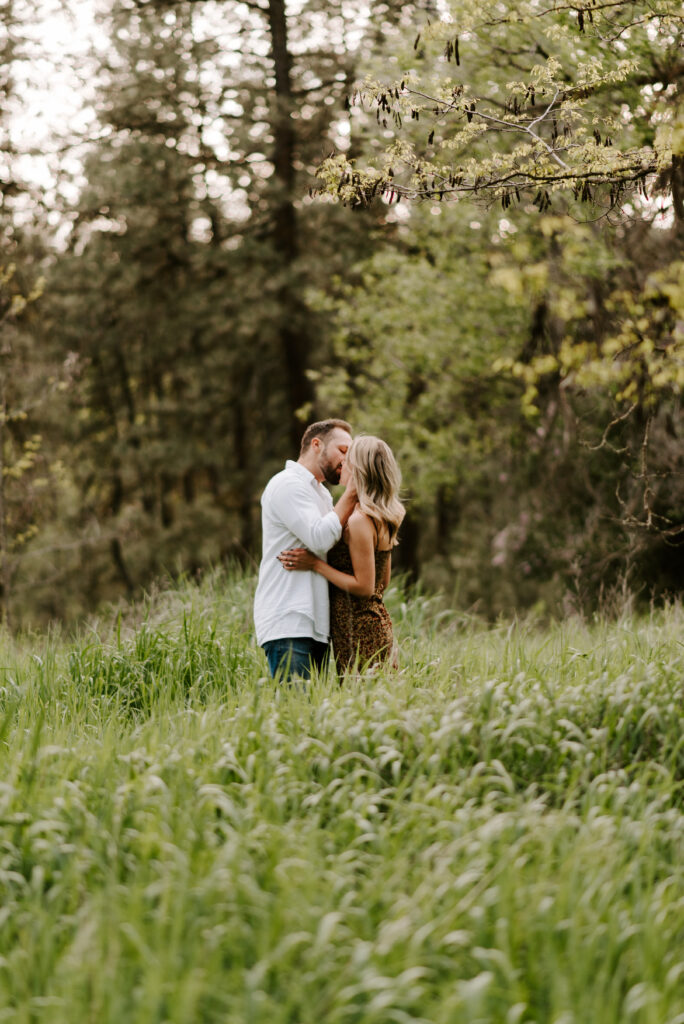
[321,458,341,485]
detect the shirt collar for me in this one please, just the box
[286,459,322,488]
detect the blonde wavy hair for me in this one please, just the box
[347,435,405,547]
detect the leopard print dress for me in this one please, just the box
[327,537,394,673]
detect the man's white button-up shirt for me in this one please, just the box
[253,460,342,646]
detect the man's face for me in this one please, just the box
[317,428,352,485]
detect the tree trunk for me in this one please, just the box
[267,0,315,450]
[436,485,457,555]
[0,370,10,628]
[395,510,420,583]
[233,390,254,556]
[109,467,134,594]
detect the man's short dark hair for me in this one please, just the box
[300,419,352,456]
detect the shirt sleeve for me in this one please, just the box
[270,477,342,557]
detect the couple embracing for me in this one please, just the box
[253,419,405,682]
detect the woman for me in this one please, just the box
[279,435,405,673]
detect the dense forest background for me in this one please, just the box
[0,0,681,627]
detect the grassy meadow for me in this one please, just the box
[0,569,683,1023]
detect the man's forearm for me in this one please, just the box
[333,486,357,529]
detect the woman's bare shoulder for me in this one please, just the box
[347,508,376,538]
[348,509,393,550]
[349,507,372,527]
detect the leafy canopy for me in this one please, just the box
[318,0,682,215]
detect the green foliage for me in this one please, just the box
[31,0,408,620]
[485,211,684,560]
[318,0,682,213]
[0,573,683,1020]
[312,194,683,612]
[306,0,684,613]
[0,257,78,626]
[1,0,681,623]
[491,227,684,412]
[312,205,524,498]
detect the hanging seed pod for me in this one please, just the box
[455,37,460,65]
[413,33,421,50]
[428,130,435,145]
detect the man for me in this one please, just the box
[254,419,357,680]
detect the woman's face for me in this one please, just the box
[340,459,352,487]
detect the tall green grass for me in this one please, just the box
[0,569,682,1022]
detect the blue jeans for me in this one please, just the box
[262,637,330,681]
